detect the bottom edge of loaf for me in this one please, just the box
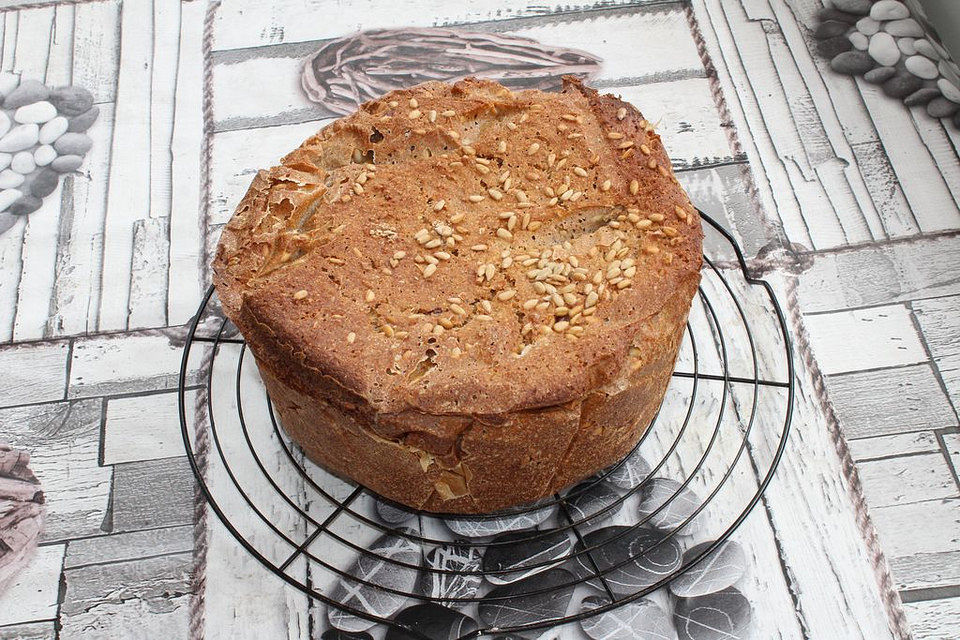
[254,326,681,514]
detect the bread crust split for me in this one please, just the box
[213,77,702,513]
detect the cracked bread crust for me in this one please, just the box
[213,77,702,513]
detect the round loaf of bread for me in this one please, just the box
[213,77,702,513]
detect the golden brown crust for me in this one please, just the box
[213,77,702,513]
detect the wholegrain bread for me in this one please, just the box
[213,77,702,513]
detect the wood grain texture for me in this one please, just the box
[0,622,55,640]
[871,498,960,559]
[210,0,677,51]
[0,544,64,627]
[58,552,191,640]
[903,596,960,640]
[107,457,194,533]
[890,550,960,592]
[102,389,197,466]
[824,364,957,439]
[64,525,193,570]
[803,305,927,375]
[98,0,155,332]
[798,234,960,314]
[0,399,110,542]
[68,329,209,398]
[0,340,69,407]
[913,296,960,411]
[46,106,115,338]
[857,454,959,508]
[166,0,205,326]
[68,0,120,104]
[848,431,942,462]
[127,217,170,330]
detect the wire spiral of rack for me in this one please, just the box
[180,210,794,638]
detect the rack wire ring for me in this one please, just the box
[180,210,795,637]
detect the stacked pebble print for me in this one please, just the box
[318,447,753,640]
[819,0,960,124]
[0,73,98,235]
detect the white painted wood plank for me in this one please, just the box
[59,552,191,639]
[913,296,960,411]
[891,550,960,592]
[0,621,54,640]
[857,453,959,509]
[0,340,68,407]
[508,8,703,83]
[102,389,198,465]
[909,107,960,211]
[68,330,209,398]
[1,12,17,72]
[693,0,810,249]
[44,4,73,87]
[1,399,110,542]
[798,234,960,313]
[825,364,956,439]
[167,0,205,326]
[127,216,169,330]
[11,6,53,81]
[871,498,960,559]
[760,28,853,248]
[903,597,960,640]
[849,140,917,238]
[0,544,65,627]
[0,11,7,71]
[857,81,960,234]
[804,305,927,375]
[64,525,193,569]
[97,0,154,332]
[773,0,888,242]
[726,283,897,639]
[149,0,179,223]
[203,343,310,640]
[946,432,960,484]
[70,0,120,104]
[0,215,26,342]
[614,78,735,169]
[848,431,941,462]
[211,0,667,51]
[13,178,65,341]
[46,105,114,337]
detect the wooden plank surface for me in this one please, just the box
[0,544,65,627]
[803,305,928,375]
[0,340,69,407]
[825,364,957,439]
[102,389,198,465]
[46,106,115,338]
[903,596,960,640]
[97,0,155,332]
[210,0,675,51]
[913,296,960,409]
[166,0,205,325]
[1,399,110,542]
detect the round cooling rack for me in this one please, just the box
[180,210,794,638]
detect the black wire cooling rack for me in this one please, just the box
[179,210,794,638]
